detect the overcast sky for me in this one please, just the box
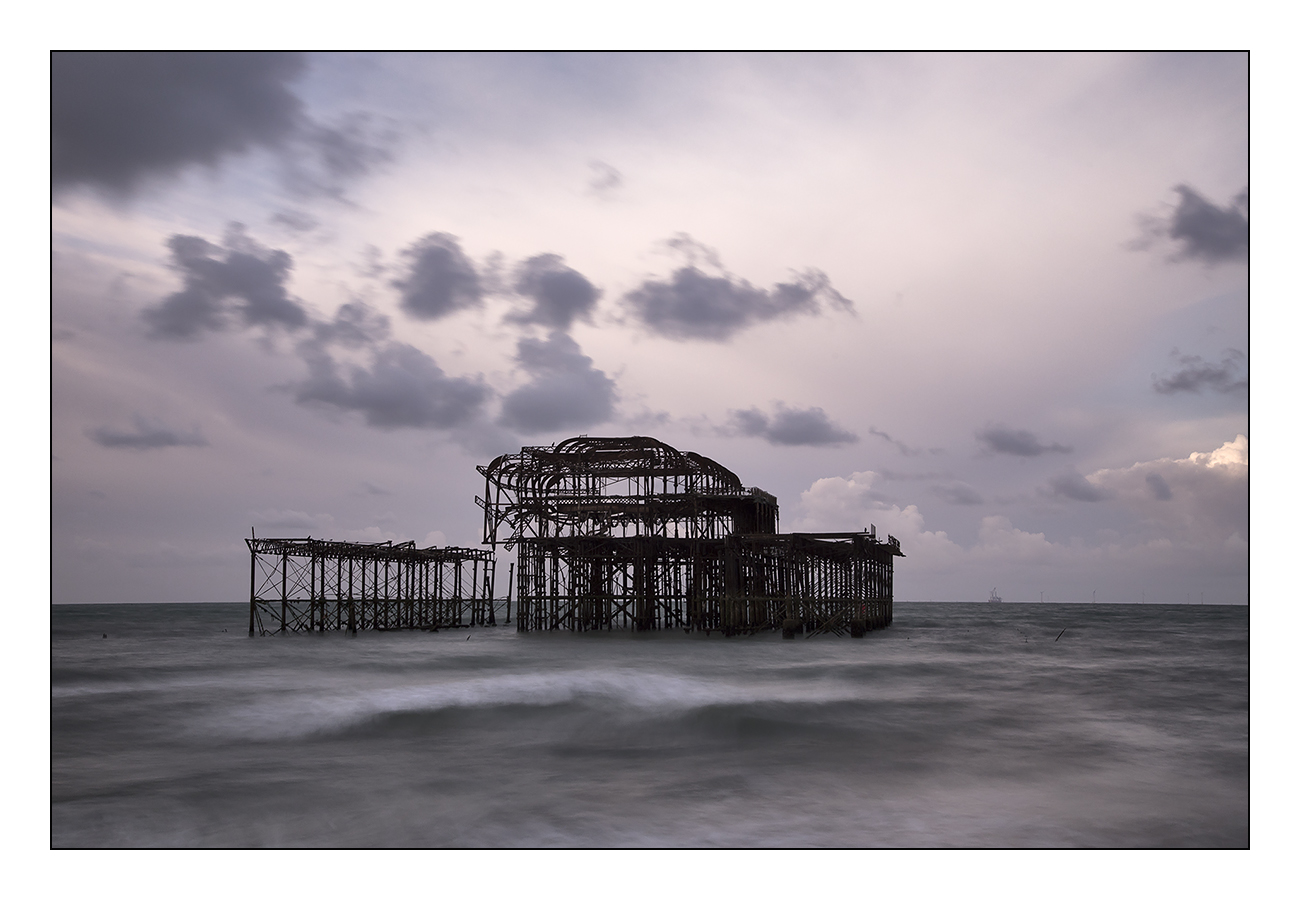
[51,51,1248,604]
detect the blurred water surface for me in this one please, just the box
[52,602,1247,847]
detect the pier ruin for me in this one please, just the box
[247,435,903,637]
[246,537,499,636]
[479,436,902,636]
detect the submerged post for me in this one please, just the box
[248,536,257,637]
[280,550,288,634]
[506,562,514,624]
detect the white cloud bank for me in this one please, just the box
[791,436,1247,603]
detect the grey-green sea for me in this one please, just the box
[51,602,1247,847]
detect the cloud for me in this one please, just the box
[623,235,852,340]
[87,415,207,449]
[588,160,623,197]
[142,225,308,340]
[791,470,962,564]
[52,52,389,199]
[1145,472,1173,501]
[729,404,858,446]
[52,51,306,194]
[791,439,1248,595]
[271,209,320,233]
[498,332,617,433]
[1153,348,1247,394]
[294,341,490,430]
[1133,184,1248,264]
[1087,435,1247,544]
[877,470,950,482]
[1168,185,1249,263]
[392,233,484,320]
[931,483,984,505]
[795,441,1247,598]
[868,425,922,456]
[282,113,392,198]
[661,234,724,269]
[1046,470,1109,502]
[309,300,391,348]
[976,425,1071,457]
[508,254,600,330]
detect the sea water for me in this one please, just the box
[51,602,1247,847]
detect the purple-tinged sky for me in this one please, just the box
[51,52,1248,603]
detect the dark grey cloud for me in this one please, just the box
[294,341,490,430]
[142,226,308,340]
[309,300,391,349]
[498,332,617,433]
[730,404,858,447]
[1047,471,1108,502]
[289,299,489,431]
[52,52,390,200]
[509,254,600,330]
[868,425,921,456]
[1153,348,1247,394]
[1134,184,1248,264]
[1146,472,1173,501]
[53,52,306,194]
[392,233,483,321]
[1168,185,1248,263]
[931,483,984,505]
[976,425,1072,457]
[87,415,207,450]
[624,236,852,341]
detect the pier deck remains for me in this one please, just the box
[246,537,500,636]
[479,436,903,636]
[247,435,903,637]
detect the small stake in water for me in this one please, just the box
[1055,628,1067,642]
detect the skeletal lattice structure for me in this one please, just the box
[478,436,902,636]
[245,537,498,636]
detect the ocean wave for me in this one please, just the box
[204,668,873,741]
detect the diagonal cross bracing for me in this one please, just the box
[246,537,499,636]
[479,436,903,636]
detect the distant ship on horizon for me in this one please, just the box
[988,588,1003,604]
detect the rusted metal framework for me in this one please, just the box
[246,537,499,636]
[479,436,903,636]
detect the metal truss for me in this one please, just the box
[478,435,779,547]
[246,537,499,636]
[479,436,904,636]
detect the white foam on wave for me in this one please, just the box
[211,668,867,740]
